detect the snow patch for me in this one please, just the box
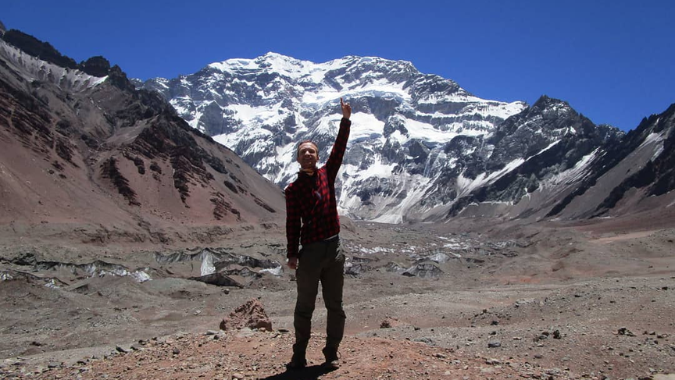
[201,253,216,276]
[260,266,283,276]
[0,41,108,91]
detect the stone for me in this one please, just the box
[380,317,400,329]
[618,327,636,337]
[220,299,272,332]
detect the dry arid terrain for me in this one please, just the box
[1,212,674,380]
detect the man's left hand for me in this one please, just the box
[341,97,351,120]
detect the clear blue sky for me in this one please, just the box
[4,0,674,131]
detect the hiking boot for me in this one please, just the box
[321,358,340,370]
[321,347,340,370]
[286,354,307,370]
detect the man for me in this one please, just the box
[285,97,351,370]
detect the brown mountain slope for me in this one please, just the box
[0,39,285,250]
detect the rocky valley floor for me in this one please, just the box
[0,218,674,379]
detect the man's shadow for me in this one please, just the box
[259,365,334,380]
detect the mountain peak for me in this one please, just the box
[258,51,307,65]
[262,51,289,59]
[139,52,533,222]
[532,95,569,109]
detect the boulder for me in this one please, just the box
[220,299,272,331]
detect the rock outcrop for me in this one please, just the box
[220,299,273,331]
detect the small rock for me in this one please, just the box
[232,373,245,379]
[173,348,180,355]
[488,341,501,348]
[486,358,502,365]
[115,345,130,354]
[546,368,562,376]
[618,328,636,337]
[414,337,434,345]
[380,317,399,329]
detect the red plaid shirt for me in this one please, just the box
[285,118,351,258]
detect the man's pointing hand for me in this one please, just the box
[341,97,351,120]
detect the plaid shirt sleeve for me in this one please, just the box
[285,184,301,258]
[326,118,351,182]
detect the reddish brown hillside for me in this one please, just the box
[0,39,284,249]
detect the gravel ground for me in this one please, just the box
[1,221,674,379]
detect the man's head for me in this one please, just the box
[297,140,319,170]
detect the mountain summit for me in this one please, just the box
[139,53,537,222]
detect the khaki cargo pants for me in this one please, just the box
[292,236,346,358]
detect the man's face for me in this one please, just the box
[297,142,319,169]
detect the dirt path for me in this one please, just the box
[592,230,661,244]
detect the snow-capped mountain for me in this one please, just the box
[546,102,675,220]
[136,51,675,224]
[139,53,543,222]
[443,95,622,219]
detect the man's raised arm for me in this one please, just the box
[326,98,352,181]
